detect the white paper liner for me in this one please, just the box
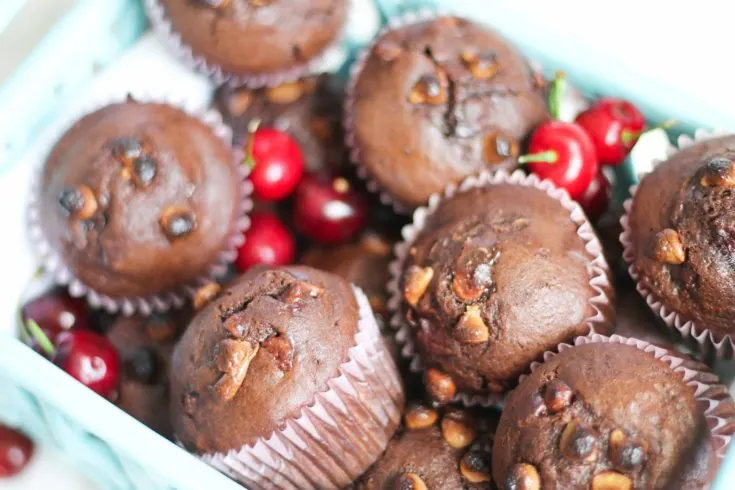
[526,334,735,469]
[620,128,735,358]
[144,0,347,89]
[27,94,253,316]
[200,286,405,490]
[386,169,614,407]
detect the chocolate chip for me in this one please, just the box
[701,156,735,187]
[125,348,158,384]
[454,305,490,344]
[193,282,221,311]
[544,379,574,413]
[160,207,196,240]
[460,51,499,80]
[460,450,491,483]
[425,368,456,405]
[110,137,146,164]
[392,472,427,490]
[403,266,434,307]
[408,73,448,105]
[404,403,438,430]
[484,132,519,164]
[133,155,157,187]
[652,228,685,265]
[266,82,304,104]
[504,463,541,490]
[609,429,648,472]
[591,470,632,490]
[57,185,98,220]
[559,419,598,462]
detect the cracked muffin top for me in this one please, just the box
[627,135,735,340]
[492,342,717,490]
[396,183,611,403]
[350,15,549,209]
[170,265,359,454]
[159,0,347,77]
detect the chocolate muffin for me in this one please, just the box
[493,340,729,490]
[392,176,613,403]
[156,0,347,79]
[106,310,190,438]
[214,75,345,172]
[624,135,735,347]
[356,404,499,490]
[170,265,404,487]
[35,100,243,307]
[347,15,548,209]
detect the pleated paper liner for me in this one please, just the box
[28,94,252,316]
[619,129,735,358]
[386,169,614,407]
[199,286,405,490]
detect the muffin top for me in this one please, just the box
[159,0,347,76]
[628,135,735,339]
[39,100,239,299]
[493,342,712,490]
[170,265,360,454]
[398,183,607,401]
[214,75,345,172]
[356,404,498,490]
[351,16,548,209]
[106,310,190,438]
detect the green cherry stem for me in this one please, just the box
[547,70,567,121]
[24,319,56,357]
[243,118,262,169]
[518,150,558,165]
[621,118,678,146]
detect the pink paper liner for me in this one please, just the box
[199,286,405,490]
[620,128,735,358]
[386,169,614,407]
[144,0,346,89]
[525,333,735,469]
[27,94,253,317]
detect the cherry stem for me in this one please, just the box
[621,118,678,146]
[518,150,558,164]
[24,319,56,357]
[243,118,262,169]
[547,70,567,121]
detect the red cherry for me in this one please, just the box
[21,289,89,356]
[53,330,120,401]
[521,120,599,200]
[293,173,369,245]
[248,128,305,201]
[577,171,611,222]
[575,97,646,166]
[236,212,296,271]
[0,425,34,478]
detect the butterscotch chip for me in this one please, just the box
[57,185,98,220]
[266,81,304,104]
[609,429,648,471]
[403,266,434,306]
[227,89,253,117]
[700,156,735,187]
[460,450,491,483]
[559,419,598,462]
[652,228,685,264]
[504,463,540,490]
[404,404,438,430]
[408,73,448,105]
[392,472,427,490]
[454,305,490,344]
[544,379,574,413]
[591,471,632,490]
[193,282,221,310]
[160,207,197,240]
[425,368,456,405]
[484,132,519,164]
[441,413,476,449]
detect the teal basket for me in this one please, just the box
[1,1,734,488]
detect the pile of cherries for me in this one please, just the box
[522,75,649,221]
[236,127,369,272]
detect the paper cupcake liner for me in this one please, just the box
[386,169,614,407]
[27,93,253,317]
[620,128,735,358]
[200,286,405,490]
[144,0,346,89]
[527,333,735,468]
